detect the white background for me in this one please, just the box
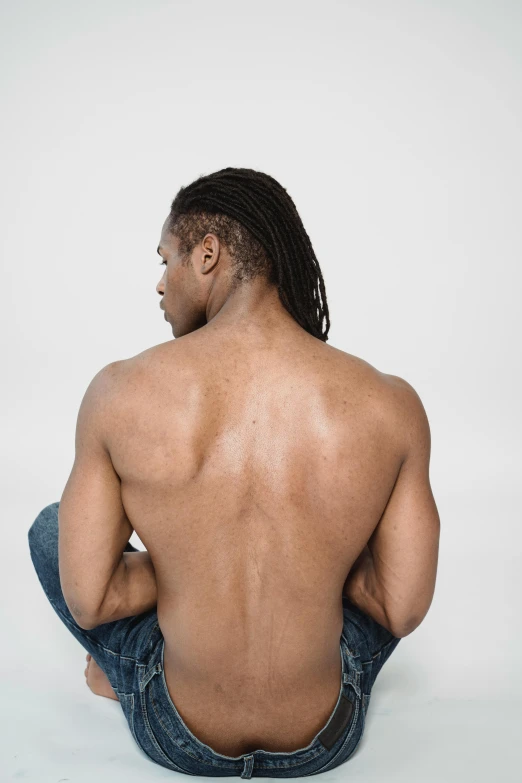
[2,1,521,780]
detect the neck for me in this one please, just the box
[205,277,301,336]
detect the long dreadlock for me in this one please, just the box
[167,167,330,342]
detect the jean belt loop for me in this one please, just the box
[139,659,162,692]
[343,651,363,699]
[241,754,255,779]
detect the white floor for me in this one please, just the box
[5,501,522,781]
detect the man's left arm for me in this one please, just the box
[58,361,157,630]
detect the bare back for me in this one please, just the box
[107,328,406,756]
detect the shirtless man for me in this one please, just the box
[29,168,439,768]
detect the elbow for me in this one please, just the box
[65,597,101,630]
[75,614,100,631]
[390,620,417,638]
[385,594,435,639]
[390,613,424,638]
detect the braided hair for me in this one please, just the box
[167,167,330,342]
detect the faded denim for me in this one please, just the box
[28,501,401,777]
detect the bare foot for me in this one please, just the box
[84,653,120,701]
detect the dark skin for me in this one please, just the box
[78,216,438,755]
[156,215,301,339]
[84,219,307,702]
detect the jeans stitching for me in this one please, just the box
[138,685,190,772]
[116,692,140,746]
[135,620,161,665]
[372,638,397,659]
[254,746,326,771]
[150,694,239,770]
[302,697,361,775]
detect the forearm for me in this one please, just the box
[343,545,396,635]
[94,550,158,626]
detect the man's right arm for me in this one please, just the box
[344,375,440,638]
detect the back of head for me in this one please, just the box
[168,167,330,342]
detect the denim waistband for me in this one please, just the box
[134,627,364,777]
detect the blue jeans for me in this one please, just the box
[28,501,401,777]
